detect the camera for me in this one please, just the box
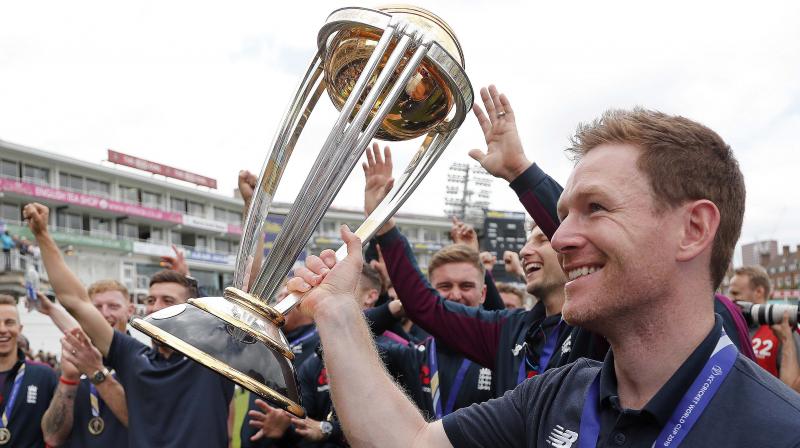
[736,301,800,327]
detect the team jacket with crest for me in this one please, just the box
[0,350,57,448]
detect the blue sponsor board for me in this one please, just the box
[186,249,234,264]
[263,214,306,267]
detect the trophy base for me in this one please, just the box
[130,300,305,418]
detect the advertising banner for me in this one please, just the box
[0,178,182,223]
[108,149,217,189]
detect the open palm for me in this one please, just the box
[469,85,531,182]
[362,142,394,216]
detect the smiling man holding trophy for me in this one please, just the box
[130,5,473,429]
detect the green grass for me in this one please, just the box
[232,388,251,448]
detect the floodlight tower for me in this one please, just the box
[444,162,492,225]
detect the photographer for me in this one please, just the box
[729,265,800,386]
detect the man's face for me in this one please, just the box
[430,262,486,307]
[519,226,567,299]
[145,282,190,315]
[500,292,523,310]
[92,290,134,332]
[728,274,764,304]
[553,144,682,328]
[0,305,22,358]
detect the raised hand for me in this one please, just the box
[288,226,363,319]
[369,244,392,291]
[238,170,258,209]
[23,203,51,236]
[503,250,525,279]
[363,142,395,217]
[160,244,189,276]
[247,399,292,440]
[479,251,497,272]
[28,291,53,315]
[450,216,479,252]
[469,85,531,182]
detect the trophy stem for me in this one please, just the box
[234,53,326,291]
[274,127,456,316]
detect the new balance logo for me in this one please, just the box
[561,335,572,355]
[546,425,578,447]
[27,385,38,404]
[477,368,492,391]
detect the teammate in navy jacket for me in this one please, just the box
[0,295,57,448]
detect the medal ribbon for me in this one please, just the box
[578,332,738,448]
[0,363,25,429]
[289,328,318,350]
[538,320,564,374]
[517,320,564,384]
[428,338,472,419]
[89,383,100,418]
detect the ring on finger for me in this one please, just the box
[497,111,507,118]
[71,350,77,355]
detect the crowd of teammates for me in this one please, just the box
[4,84,800,447]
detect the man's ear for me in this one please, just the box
[676,200,720,263]
[480,284,487,304]
[365,289,380,308]
[754,285,767,302]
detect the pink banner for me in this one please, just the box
[0,178,183,223]
[772,290,800,299]
[227,223,242,235]
[108,150,218,189]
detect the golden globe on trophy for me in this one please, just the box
[130,5,473,417]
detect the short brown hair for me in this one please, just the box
[567,108,745,289]
[428,244,485,279]
[0,294,17,307]
[734,266,771,298]
[0,294,19,321]
[87,279,130,302]
[149,270,196,298]
[360,262,383,293]
[496,282,525,301]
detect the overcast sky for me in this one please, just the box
[2,0,799,264]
